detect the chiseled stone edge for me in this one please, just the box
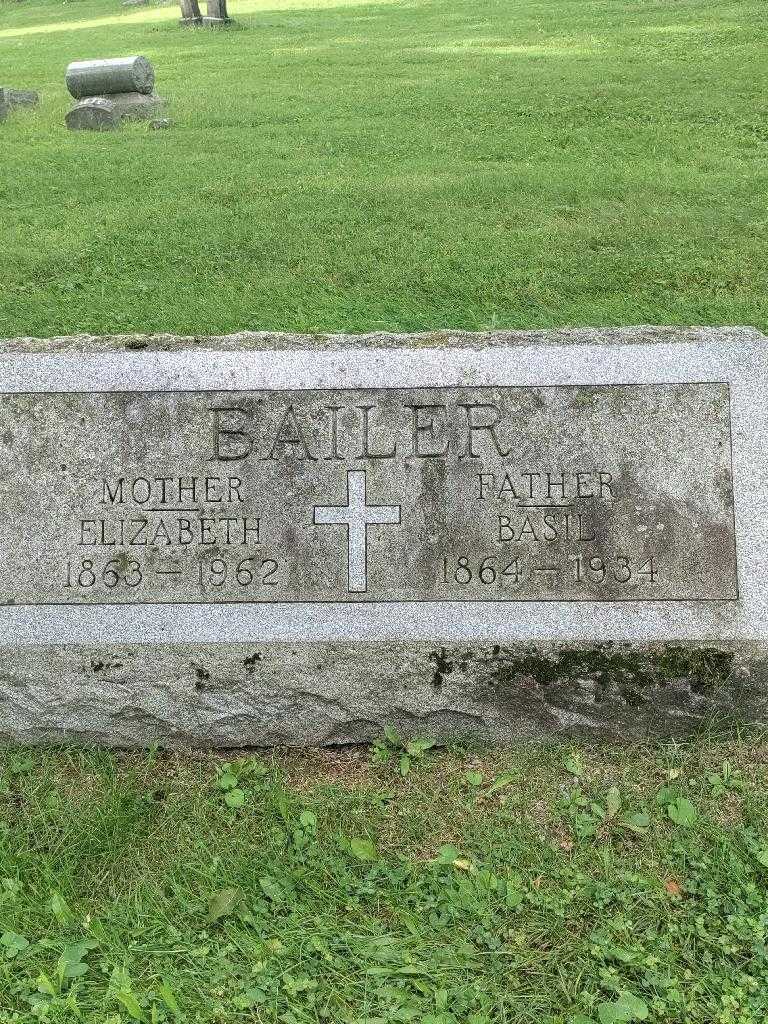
[0,325,763,354]
[0,641,764,748]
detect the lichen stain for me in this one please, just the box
[193,663,213,691]
[482,644,733,691]
[441,643,740,737]
[428,648,456,690]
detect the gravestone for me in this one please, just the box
[65,57,164,130]
[0,326,764,747]
[66,92,163,130]
[0,87,39,121]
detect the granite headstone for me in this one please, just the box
[0,327,763,746]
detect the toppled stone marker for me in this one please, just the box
[0,327,763,746]
[0,87,40,109]
[66,56,154,98]
[0,87,40,121]
[65,56,165,130]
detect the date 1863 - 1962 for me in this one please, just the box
[62,555,281,592]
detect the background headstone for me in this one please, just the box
[103,92,163,120]
[0,87,39,121]
[0,87,39,108]
[203,0,232,25]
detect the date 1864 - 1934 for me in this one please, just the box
[441,553,659,588]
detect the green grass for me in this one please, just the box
[2,9,768,1019]
[1,735,768,1022]
[0,0,766,338]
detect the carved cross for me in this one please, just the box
[313,471,401,593]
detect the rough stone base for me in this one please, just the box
[106,91,164,121]
[66,93,164,131]
[0,642,764,748]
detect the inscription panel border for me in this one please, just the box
[1,381,739,606]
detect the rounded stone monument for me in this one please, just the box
[64,56,164,131]
[65,56,154,100]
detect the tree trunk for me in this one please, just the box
[204,0,231,24]
[179,0,202,25]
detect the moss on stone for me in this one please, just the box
[484,643,735,695]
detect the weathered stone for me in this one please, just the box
[0,87,39,121]
[65,97,120,131]
[103,91,164,120]
[65,56,154,99]
[149,117,172,130]
[0,87,39,109]
[0,326,764,746]
[66,93,163,130]
[0,642,764,748]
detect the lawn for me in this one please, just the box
[1,735,768,1022]
[2,4,768,1022]
[0,0,766,338]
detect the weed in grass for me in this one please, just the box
[1,736,768,1020]
[371,727,436,776]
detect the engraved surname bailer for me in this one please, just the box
[0,384,737,604]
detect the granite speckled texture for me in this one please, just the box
[0,326,764,746]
